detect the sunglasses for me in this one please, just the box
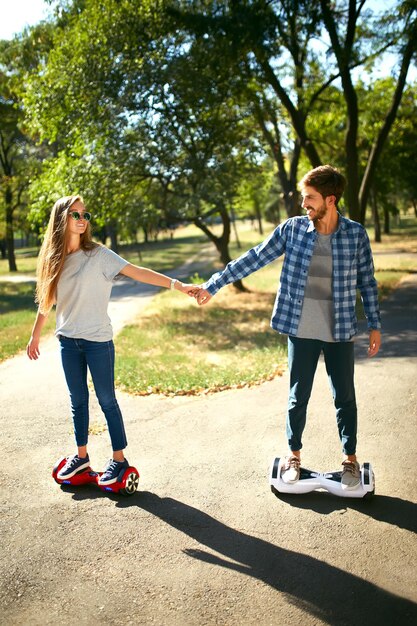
[69,211,92,222]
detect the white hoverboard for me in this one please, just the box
[269,457,375,498]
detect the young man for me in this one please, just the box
[196,165,381,489]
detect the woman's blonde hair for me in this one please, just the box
[36,195,97,313]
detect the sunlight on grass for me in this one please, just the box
[375,271,409,298]
[0,282,56,362]
[115,282,287,395]
[369,219,417,255]
[0,248,39,275]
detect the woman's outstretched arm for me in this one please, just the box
[119,264,200,297]
[27,309,49,360]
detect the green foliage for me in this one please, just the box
[2,0,415,250]
[0,25,56,268]
[20,0,271,249]
[189,272,204,284]
[166,0,417,221]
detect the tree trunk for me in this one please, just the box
[371,188,381,243]
[253,97,302,218]
[107,224,119,253]
[230,206,241,249]
[194,204,247,292]
[288,139,302,217]
[259,59,322,168]
[383,207,390,235]
[318,0,366,222]
[281,143,302,218]
[344,114,361,223]
[253,196,263,235]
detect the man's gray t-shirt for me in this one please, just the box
[296,233,335,342]
[55,245,129,341]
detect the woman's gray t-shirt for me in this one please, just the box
[55,245,129,341]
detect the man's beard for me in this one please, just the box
[306,202,327,223]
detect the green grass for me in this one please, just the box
[118,225,211,273]
[0,247,40,275]
[1,218,416,390]
[375,270,409,297]
[115,282,286,395]
[0,282,56,361]
[368,217,417,253]
[115,223,287,394]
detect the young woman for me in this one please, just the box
[27,195,199,485]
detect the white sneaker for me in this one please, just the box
[341,460,360,489]
[281,455,301,484]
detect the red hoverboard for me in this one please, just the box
[52,456,140,496]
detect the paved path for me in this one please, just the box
[1,266,416,625]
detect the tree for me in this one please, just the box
[23,0,267,284]
[0,69,34,271]
[358,80,417,237]
[167,0,417,223]
[319,0,417,223]
[0,22,56,270]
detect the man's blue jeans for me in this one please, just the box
[58,336,128,451]
[286,336,357,456]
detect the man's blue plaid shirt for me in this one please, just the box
[202,215,381,342]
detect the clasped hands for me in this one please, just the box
[176,282,212,306]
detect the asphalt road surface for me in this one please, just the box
[1,272,416,626]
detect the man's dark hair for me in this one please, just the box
[300,165,346,206]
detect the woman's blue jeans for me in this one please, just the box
[287,336,357,456]
[58,336,128,451]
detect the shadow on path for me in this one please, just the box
[273,492,417,533]
[110,491,417,626]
